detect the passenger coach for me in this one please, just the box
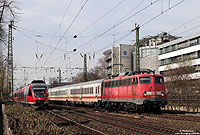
[48,79,103,105]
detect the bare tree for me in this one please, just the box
[0,0,19,100]
[0,0,19,23]
[165,58,200,112]
[70,56,108,84]
[48,77,59,88]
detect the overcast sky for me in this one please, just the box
[11,0,200,88]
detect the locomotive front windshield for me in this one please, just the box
[32,85,47,97]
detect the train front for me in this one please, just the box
[138,74,168,111]
[29,80,48,107]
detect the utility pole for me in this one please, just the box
[7,20,14,100]
[83,54,87,82]
[57,68,61,86]
[135,24,140,72]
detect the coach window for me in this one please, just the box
[127,78,132,86]
[136,78,138,84]
[116,80,119,87]
[96,87,98,94]
[122,79,126,86]
[98,86,100,94]
[119,80,122,86]
[108,81,111,88]
[111,81,114,87]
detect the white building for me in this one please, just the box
[158,32,200,77]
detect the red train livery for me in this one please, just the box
[13,80,48,107]
[49,70,167,112]
[101,70,167,112]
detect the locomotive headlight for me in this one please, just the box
[144,91,147,96]
[161,90,164,96]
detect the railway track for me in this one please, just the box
[48,104,179,135]
[90,111,180,134]
[142,113,200,122]
[46,110,107,135]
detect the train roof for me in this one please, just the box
[49,79,104,91]
[31,80,45,84]
[105,70,163,81]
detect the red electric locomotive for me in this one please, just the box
[101,70,167,112]
[13,80,48,107]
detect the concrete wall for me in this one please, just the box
[140,56,159,73]
[112,47,119,75]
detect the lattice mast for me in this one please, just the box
[7,20,14,100]
[83,54,87,82]
[135,24,140,72]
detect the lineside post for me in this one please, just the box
[83,54,87,82]
[135,24,140,72]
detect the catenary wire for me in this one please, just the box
[66,0,160,66]
[168,15,200,34]
[49,0,73,46]
[14,28,67,52]
[177,24,200,36]
[43,0,89,66]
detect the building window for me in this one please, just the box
[160,59,164,66]
[177,41,188,49]
[190,38,198,46]
[160,48,163,54]
[171,44,176,51]
[198,51,200,58]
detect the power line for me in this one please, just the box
[168,15,200,34]
[16,26,130,39]
[22,0,186,78]
[43,0,89,66]
[16,26,71,38]
[72,0,127,38]
[177,24,200,36]
[95,0,186,55]
[140,0,186,28]
[95,31,134,54]
[68,0,159,59]
[49,0,73,46]
[14,28,67,52]
[50,0,160,69]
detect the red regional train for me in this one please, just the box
[48,70,167,112]
[13,80,48,107]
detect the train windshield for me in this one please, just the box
[139,77,152,84]
[32,86,47,97]
[155,77,164,84]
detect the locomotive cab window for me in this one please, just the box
[139,77,152,84]
[155,77,164,84]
